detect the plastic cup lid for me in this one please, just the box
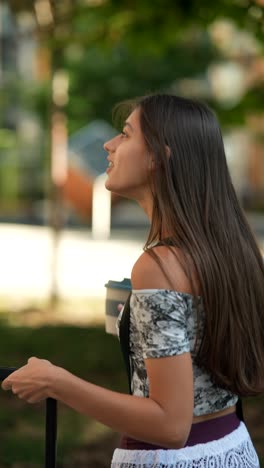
[105,278,131,290]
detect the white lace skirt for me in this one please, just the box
[111,422,259,468]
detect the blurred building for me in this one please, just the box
[0,3,46,221]
[62,120,115,220]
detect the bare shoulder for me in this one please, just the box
[131,246,196,294]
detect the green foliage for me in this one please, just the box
[0,324,125,386]
[0,152,19,202]
[65,37,217,133]
[9,0,264,47]
[0,130,17,150]
[9,0,262,131]
[0,322,126,465]
[8,0,264,131]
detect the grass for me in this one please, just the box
[0,306,263,466]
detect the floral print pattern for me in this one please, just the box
[116,289,238,417]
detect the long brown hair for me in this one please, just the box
[113,94,264,397]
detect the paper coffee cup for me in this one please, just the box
[105,278,131,335]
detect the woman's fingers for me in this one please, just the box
[1,357,55,400]
[1,379,12,391]
[17,390,45,404]
[117,303,124,312]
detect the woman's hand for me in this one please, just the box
[1,357,59,404]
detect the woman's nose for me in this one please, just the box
[104,135,119,153]
[104,138,114,153]
[103,140,109,152]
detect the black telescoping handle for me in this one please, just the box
[45,397,57,468]
[0,367,57,468]
[0,367,17,381]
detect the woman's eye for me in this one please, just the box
[121,130,128,137]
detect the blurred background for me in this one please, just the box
[0,0,263,466]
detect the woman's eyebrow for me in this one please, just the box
[124,121,134,131]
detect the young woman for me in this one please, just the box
[2,94,264,467]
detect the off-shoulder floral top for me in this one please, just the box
[116,289,238,417]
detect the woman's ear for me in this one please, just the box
[148,152,156,170]
[149,145,171,171]
[149,146,170,170]
[165,145,171,159]
[150,159,156,170]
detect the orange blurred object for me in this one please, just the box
[61,166,120,220]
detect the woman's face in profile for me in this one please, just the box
[104,107,153,201]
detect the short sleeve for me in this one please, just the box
[130,290,191,359]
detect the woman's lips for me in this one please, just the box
[106,161,114,174]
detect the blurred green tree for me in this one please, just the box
[8,0,264,131]
[4,0,264,219]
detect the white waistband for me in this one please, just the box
[111,422,260,467]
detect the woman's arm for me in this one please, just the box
[2,250,194,449]
[2,353,193,449]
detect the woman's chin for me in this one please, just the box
[104,173,112,187]
[105,181,119,195]
[105,179,115,192]
[105,184,131,200]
